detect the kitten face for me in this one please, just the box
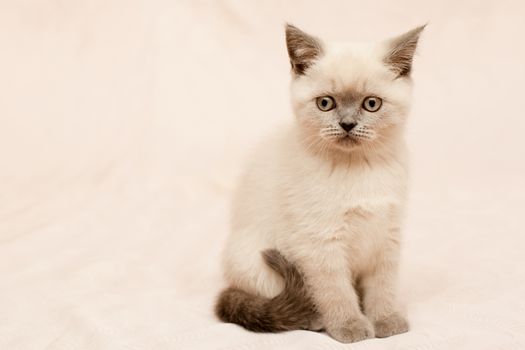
[286,25,424,153]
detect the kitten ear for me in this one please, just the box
[285,24,324,75]
[383,25,426,77]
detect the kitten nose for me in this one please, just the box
[339,122,357,132]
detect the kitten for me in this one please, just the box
[215,24,424,343]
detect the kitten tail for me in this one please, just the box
[215,249,319,332]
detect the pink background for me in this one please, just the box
[1,1,524,349]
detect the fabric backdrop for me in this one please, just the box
[1,0,525,349]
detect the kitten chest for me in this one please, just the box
[286,160,406,240]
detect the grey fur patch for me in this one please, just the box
[285,24,324,75]
[384,25,426,77]
[215,249,320,332]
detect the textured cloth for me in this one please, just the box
[1,1,525,349]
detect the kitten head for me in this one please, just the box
[286,24,424,154]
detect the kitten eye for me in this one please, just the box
[362,96,382,112]
[316,96,336,111]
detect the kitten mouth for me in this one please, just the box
[333,134,360,149]
[338,134,358,143]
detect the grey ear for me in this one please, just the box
[384,25,425,77]
[285,24,324,75]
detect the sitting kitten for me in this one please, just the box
[215,24,424,343]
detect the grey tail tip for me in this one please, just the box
[214,248,318,332]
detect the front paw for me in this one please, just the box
[328,317,375,343]
[374,312,409,338]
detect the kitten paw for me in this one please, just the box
[373,313,409,338]
[328,317,375,343]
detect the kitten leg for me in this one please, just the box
[297,245,374,343]
[360,243,409,338]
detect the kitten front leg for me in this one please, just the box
[298,246,374,343]
[360,243,409,338]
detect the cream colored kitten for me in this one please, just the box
[215,24,424,343]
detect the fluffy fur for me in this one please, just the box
[216,24,424,343]
[216,249,321,332]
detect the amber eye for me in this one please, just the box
[316,96,336,111]
[362,96,382,112]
